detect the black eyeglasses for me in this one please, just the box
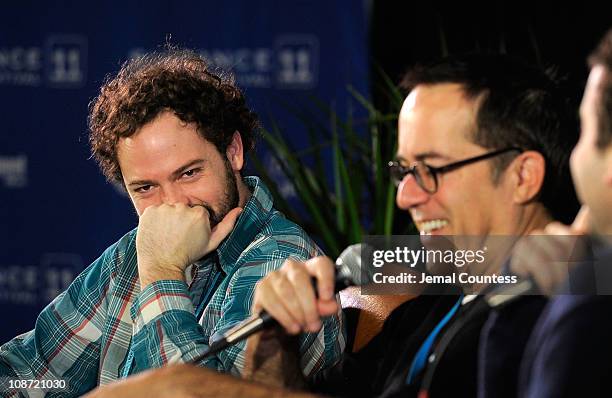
[388,147,522,194]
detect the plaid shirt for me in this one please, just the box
[0,176,345,397]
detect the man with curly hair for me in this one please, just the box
[0,49,344,397]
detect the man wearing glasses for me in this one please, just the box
[254,54,578,398]
[388,147,520,197]
[327,55,578,397]
[85,54,579,397]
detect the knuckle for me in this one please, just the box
[143,204,158,214]
[308,256,333,274]
[266,271,282,283]
[252,292,264,309]
[286,260,300,272]
[319,261,335,278]
[282,258,300,272]
[274,276,293,296]
[286,263,307,280]
[253,279,267,294]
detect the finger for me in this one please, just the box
[189,203,210,220]
[547,236,573,293]
[510,238,533,277]
[139,203,160,219]
[285,259,320,332]
[572,205,591,234]
[544,222,574,235]
[317,299,340,317]
[531,236,569,295]
[304,256,335,301]
[269,270,309,330]
[538,228,580,293]
[254,276,301,334]
[208,207,243,250]
[511,236,556,295]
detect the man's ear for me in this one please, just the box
[226,131,244,172]
[509,151,546,205]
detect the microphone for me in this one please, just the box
[190,244,373,364]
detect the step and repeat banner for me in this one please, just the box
[0,1,369,343]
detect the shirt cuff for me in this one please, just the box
[130,280,195,333]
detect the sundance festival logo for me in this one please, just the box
[0,35,87,88]
[45,35,87,88]
[0,155,27,188]
[128,34,319,90]
[274,35,318,89]
[0,253,82,305]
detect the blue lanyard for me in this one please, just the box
[405,294,463,385]
[121,270,222,378]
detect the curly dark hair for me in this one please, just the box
[88,48,260,183]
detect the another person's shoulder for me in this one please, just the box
[543,293,612,332]
[546,243,612,325]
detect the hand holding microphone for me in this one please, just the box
[252,256,339,335]
[190,244,370,363]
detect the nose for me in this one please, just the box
[161,184,190,205]
[395,174,430,210]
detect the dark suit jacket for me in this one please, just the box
[311,283,494,398]
[518,243,612,398]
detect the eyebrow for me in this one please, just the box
[396,152,453,163]
[127,159,206,187]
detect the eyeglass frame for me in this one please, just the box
[388,147,523,194]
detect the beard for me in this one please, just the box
[202,157,240,228]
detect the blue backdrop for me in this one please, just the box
[0,1,369,343]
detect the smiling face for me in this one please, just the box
[395,83,519,237]
[117,110,241,227]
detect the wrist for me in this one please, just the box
[139,268,186,288]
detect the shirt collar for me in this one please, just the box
[215,176,275,274]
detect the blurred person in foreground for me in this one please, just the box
[506,28,612,398]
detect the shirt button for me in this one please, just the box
[428,353,436,363]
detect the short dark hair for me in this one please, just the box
[88,48,260,184]
[588,29,612,149]
[400,53,580,224]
